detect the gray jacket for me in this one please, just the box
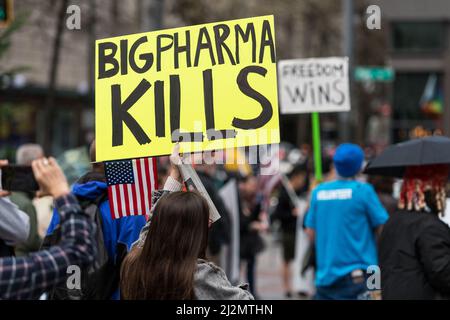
[0,197,30,245]
[134,176,254,300]
[194,259,253,300]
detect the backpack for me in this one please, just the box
[42,192,125,300]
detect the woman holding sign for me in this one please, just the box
[120,146,253,300]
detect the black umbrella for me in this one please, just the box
[364,136,450,178]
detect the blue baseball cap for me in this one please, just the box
[333,143,364,178]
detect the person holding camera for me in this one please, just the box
[9,144,45,256]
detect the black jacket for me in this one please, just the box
[197,171,231,255]
[239,194,264,260]
[379,210,450,300]
[272,187,297,234]
[0,239,14,257]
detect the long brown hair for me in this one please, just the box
[120,191,210,299]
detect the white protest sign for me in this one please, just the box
[218,179,240,284]
[177,160,221,224]
[278,57,351,114]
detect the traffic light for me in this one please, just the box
[0,0,13,28]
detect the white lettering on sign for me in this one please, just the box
[317,189,353,201]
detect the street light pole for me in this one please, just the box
[339,0,353,142]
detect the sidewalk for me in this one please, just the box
[255,234,299,300]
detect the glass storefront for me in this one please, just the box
[0,102,36,159]
[392,72,444,141]
[391,22,446,52]
[0,96,92,160]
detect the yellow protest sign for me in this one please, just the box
[95,15,279,161]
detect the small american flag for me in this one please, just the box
[104,157,158,219]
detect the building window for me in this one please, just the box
[391,22,446,52]
[392,72,444,142]
[0,103,36,159]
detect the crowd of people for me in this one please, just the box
[0,138,449,300]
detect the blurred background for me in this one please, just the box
[1,0,450,160]
[2,0,450,300]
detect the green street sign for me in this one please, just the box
[354,66,395,82]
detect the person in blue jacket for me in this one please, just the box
[304,143,388,300]
[44,141,146,300]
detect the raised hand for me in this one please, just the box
[31,157,70,198]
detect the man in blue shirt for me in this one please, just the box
[305,143,388,300]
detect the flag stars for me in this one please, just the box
[105,160,135,185]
